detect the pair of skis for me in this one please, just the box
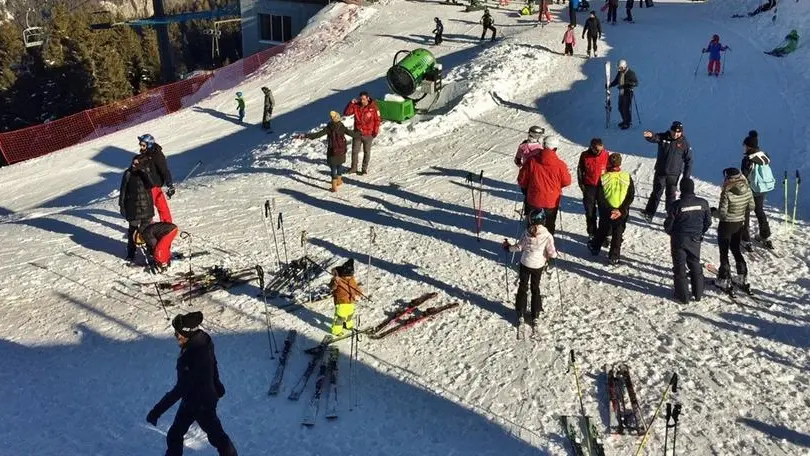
[288,335,333,400]
[302,346,340,426]
[562,351,606,456]
[466,171,485,241]
[604,61,612,128]
[607,364,645,435]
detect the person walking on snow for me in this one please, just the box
[518,135,572,234]
[235,92,245,122]
[588,153,635,264]
[562,24,577,56]
[330,259,361,336]
[515,126,546,167]
[712,168,754,291]
[502,208,557,339]
[261,86,275,130]
[343,91,381,175]
[605,0,619,25]
[136,134,174,223]
[539,0,552,23]
[577,138,609,240]
[640,121,693,221]
[119,156,155,264]
[664,178,711,304]
[624,0,634,22]
[703,34,730,76]
[582,11,602,57]
[295,111,361,192]
[740,130,775,250]
[608,60,638,129]
[480,8,497,41]
[433,17,444,45]
[147,311,238,456]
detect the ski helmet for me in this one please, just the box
[435,17,440,22]
[236,91,243,97]
[543,135,560,149]
[137,134,155,147]
[529,208,546,225]
[528,125,544,139]
[618,59,628,70]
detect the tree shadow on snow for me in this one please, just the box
[0,291,542,455]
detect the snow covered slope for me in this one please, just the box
[1,0,809,455]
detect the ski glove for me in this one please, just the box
[166,185,176,199]
[146,409,160,426]
[702,48,707,53]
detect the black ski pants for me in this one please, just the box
[625,2,634,21]
[717,221,747,279]
[525,204,559,235]
[742,192,771,241]
[262,107,273,129]
[434,31,443,45]
[586,35,598,55]
[516,264,543,325]
[607,4,618,23]
[581,185,599,237]
[481,25,497,40]
[592,211,627,260]
[670,235,703,302]
[166,402,237,456]
[644,174,679,216]
[618,90,633,126]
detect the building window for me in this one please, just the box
[259,14,292,42]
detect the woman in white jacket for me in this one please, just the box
[503,209,557,338]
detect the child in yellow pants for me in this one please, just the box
[330,259,361,336]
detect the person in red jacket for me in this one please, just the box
[343,91,381,175]
[576,138,609,240]
[517,135,572,235]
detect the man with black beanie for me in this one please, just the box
[664,178,712,304]
[641,121,693,221]
[146,312,238,456]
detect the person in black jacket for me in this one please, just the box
[137,134,174,223]
[640,121,693,221]
[147,312,238,456]
[261,86,275,130]
[480,8,497,41]
[433,17,444,45]
[740,130,774,250]
[664,178,711,304]
[582,11,602,57]
[608,60,638,129]
[119,156,155,263]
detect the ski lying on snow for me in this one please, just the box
[301,347,334,426]
[607,364,645,435]
[289,335,332,401]
[324,347,340,419]
[268,329,298,396]
[560,415,586,456]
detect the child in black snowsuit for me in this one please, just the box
[481,8,497,41]
[433,17,444,45]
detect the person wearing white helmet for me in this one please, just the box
[608,59,638,129]
[517,135,572,235]
[514,125,546,166]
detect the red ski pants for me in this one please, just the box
[153,227,178,266]
[151,187,173,223]
[707,59,721,74]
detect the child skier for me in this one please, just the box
[514,125,545,167]
[433,17,444,45]
[502,209,557,339]
[480,8,497,41]
[702,34,730,76]
[562,24,577,55]
[330,259,361,336]
[235,92,245,122]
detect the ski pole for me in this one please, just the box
[263,200,282,269]
[256,264,278,358]
[182,160,203,182]
[722,50,728,75]
[477,170,485,240]
[349,319,356,412]
[664,403,672,456]
[301,231,311,303]
[633,93,642,125]
[153,283,171,320]
[693,52,704,78]
[504,239,511,301]
[568,350,595,456]
[366,226,376,298]
[671,403,682,455]
[783,171,789,229]
[354,315,361,410]
[466,172,480,240]
[634,373,678,456]
[278,212,289,265]
[792,170,801,227]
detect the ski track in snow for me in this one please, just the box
[1,0,810,455]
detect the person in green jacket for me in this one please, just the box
[588,152,635,265]
[235,92,245,122]
[295,111,361,192]
[765,29,799,57]
[713,168,754,290]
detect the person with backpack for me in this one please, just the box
[433,17,444,45]
[664,178,712,304]
[480,8,497,41]
[517,135,573,234]
[582,11,602,57]
[502,208,557,340]
[712,168,754,292]
[640,121,693,221]
[702,34,730,77]
[577,138,609,240]
[740,130,774,250]
[295,111,362,192]
[588,153,635,265]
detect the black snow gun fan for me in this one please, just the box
[386,49,443,106]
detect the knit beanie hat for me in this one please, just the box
[679,178,695,195]
[330,111,342,122]
[608,152,622,169]
[723,167,741,178]
[336,258,355,277]
[172,311,203,338]
[743,130,758,148]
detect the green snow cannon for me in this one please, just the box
[386,49,443,100]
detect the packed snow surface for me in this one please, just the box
[1,0,809,455]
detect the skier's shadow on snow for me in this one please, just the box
[738,417,810,449]
[681,311,810,351]
[376,33,480,45]
[17,214,123,257]
[490,92,539,114]
[192,106,246,126]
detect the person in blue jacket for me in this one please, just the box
[702,34,730,76]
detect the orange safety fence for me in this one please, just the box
[0,43,288,165]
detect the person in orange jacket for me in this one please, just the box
[343,92,381,175]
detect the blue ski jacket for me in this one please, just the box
[705,41,728,61]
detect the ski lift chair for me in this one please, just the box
[23,10,45,48]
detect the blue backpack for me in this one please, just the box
[749,161,775,193]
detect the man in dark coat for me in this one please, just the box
[297,111,361,192]
[640,121,693,221]
[582,11,602,57]
[608,60,638,129]
[147,311,238,456]
[664,178,711,304]
[119,156,155,263]
[137,134,174,223]
[261,86,275,130]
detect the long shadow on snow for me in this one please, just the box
[680,311,810,350]
[0,292,540,455]
[738,417,810,448]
